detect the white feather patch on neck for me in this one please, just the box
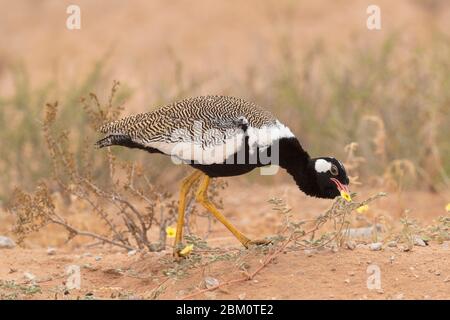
[315,159,332,173]
[246,120,295,154]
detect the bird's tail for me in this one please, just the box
[95,134,131,149]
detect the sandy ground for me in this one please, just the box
[1,183,449,300]
[0,241,449,300]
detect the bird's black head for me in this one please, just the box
[308,157,350,199]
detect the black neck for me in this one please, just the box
[277,137,319,197]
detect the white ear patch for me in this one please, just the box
[315,159,332,173]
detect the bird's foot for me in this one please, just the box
[173,242,195,260]
[173,250,182,259]
[173,244,184,259]
[245,239,273,248]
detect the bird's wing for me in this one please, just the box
[137,114,249,164]
[99,96,294,164]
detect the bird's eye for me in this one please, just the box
[330,165,339,176]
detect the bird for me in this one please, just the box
[96,95,350,256]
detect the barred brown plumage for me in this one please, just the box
[95,94,350,257]
[99,95,277,145]
[98,95,295,164]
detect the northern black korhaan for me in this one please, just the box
[96,95,350,256]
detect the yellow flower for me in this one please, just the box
[446,203,450,212]
[356,204,369,214]
[165,226,176,238]
[340,190,352,202]
[179,244,194,257]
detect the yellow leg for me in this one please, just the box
[174,170,202,255]
[195,175,255,248]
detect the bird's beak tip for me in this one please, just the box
[330,178,350,195]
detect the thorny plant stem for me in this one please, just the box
[48,215,135,251]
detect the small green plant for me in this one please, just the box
[425,215,450,244]
[399,213,420,251]
[0,280,42,299]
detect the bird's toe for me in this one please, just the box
[246,239,273,248]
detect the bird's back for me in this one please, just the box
[99,95,277,142]
[98,95,294,164]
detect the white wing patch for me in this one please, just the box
[139,132,245,165]
[315,159,332,173]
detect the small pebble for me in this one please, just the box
[238,293,246,300]
[47,247,57,255]
[413,235,427,247]
[204,277,219,289]
[95,256,102,261]
[24,272,36,282]
[369,242,383,251]
[127,250,137,256]
[345,241,356,250]
[387,241,397,248]
[0,236,16,249]
[304,249,317,257]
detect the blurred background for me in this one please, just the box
[1,2,450,300]
[1,0,449,202]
